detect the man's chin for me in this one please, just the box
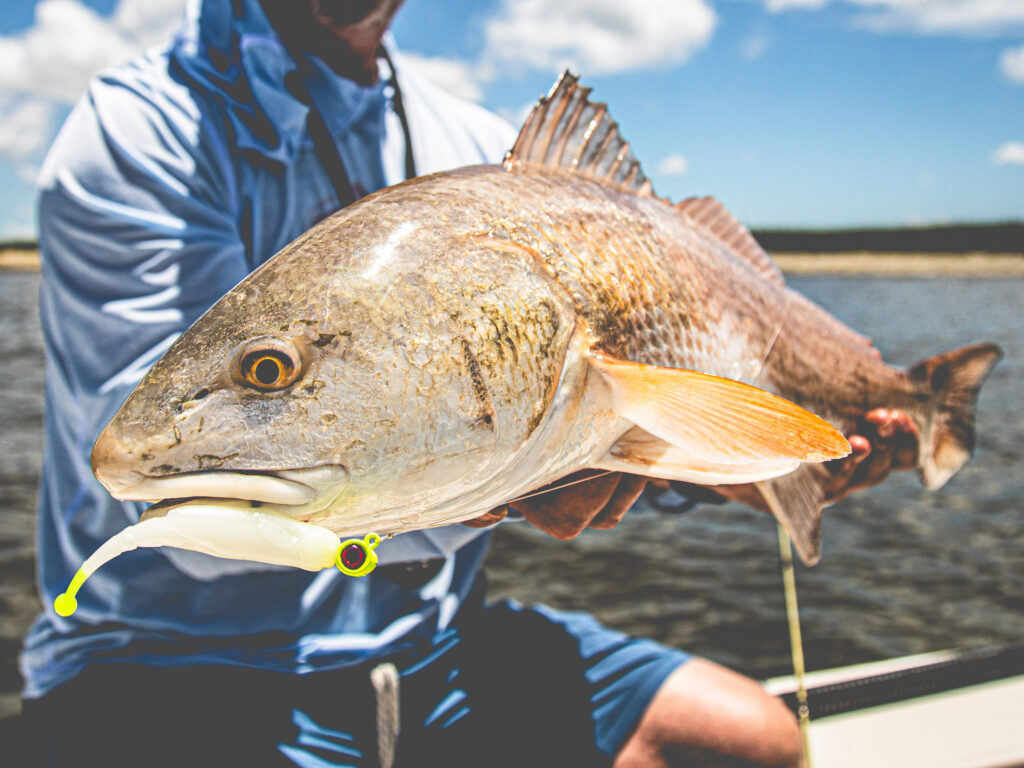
[314,0,389,26]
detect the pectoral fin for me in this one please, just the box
[596,426,800,485]
[589,352,850,467]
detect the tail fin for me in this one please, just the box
[909,342,1003,490]
[753,341,1001,566]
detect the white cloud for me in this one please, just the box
[992,141,1024,166]
[112,0,187,50]
[0,98,54,160]
[766,0,830,12]
[497,101,538,130]
[763,0,1024,35]
[0,0,136,104]
[739,33,770,61]
[849,0,1024,35]
[484,0,716,76]
[1000,44,1024,82]
[655,153,689,176]
[0,0,184,169]
[402,53,484,102]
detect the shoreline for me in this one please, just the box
[771,252,1024,277]
[0,251,41,271]
[4,249,1023,277]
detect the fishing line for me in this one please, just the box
[778,523,813,767]
[418,470,617,530]
[504,470,615,507]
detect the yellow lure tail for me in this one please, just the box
[54,568,88,617]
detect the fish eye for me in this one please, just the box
[236,338,303,391]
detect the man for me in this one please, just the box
[22,1,917,766]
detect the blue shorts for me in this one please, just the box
[22,594,690,767]
[369,597,692,767]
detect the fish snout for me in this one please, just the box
[92,415,349,510]
[90,423,148,498]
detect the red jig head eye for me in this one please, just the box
[335,533,381,577]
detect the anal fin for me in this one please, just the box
[755,465,828,566]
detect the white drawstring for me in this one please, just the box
[370,662,401,768]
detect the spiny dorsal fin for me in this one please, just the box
[504,71,655,198]
[676,197,785,286]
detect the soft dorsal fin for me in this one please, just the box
[676,197,785,286]
[504,71,655,198]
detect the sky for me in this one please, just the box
[0,0,1022,239]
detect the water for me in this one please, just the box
[486,276,1024,678]
[0,273,44,718]
[0,272,1021,714]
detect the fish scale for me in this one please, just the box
[462,165,780,376]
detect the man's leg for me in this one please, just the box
[23,663,377,767]
[614,658,802,768]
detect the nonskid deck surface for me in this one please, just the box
[765,644,1024,768]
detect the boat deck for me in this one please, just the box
[765,645,1024,767]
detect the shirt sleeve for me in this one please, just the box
[37,59,267,580]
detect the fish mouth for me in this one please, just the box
[109,465,349,519]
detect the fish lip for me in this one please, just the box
[110,465,348,508]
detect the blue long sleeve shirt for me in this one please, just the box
[22,0,517,699]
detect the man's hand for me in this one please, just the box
[462,470,649,539]
[823,408,919,502]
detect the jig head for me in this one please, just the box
[334,533,381,577]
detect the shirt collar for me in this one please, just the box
[169,0,392,164]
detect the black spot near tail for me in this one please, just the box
[910,342,1003,489]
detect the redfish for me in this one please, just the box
[56,74,1000,614]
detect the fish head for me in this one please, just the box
[92,191,579,536]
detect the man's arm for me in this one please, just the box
[38,63,253,580]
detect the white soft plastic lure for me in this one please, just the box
[54,504,381,616]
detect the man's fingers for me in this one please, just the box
[824,434,870,501]
[514,470,621,540]
[890,411,920,470]
[865,408,895,437]
[461,506,509,528]
[853,439,895,491]
[824,409,921,503]
[589,475,648,529]
[709,481,771,513]
[861,408,919,475]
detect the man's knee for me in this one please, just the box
[616,658,802,768]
